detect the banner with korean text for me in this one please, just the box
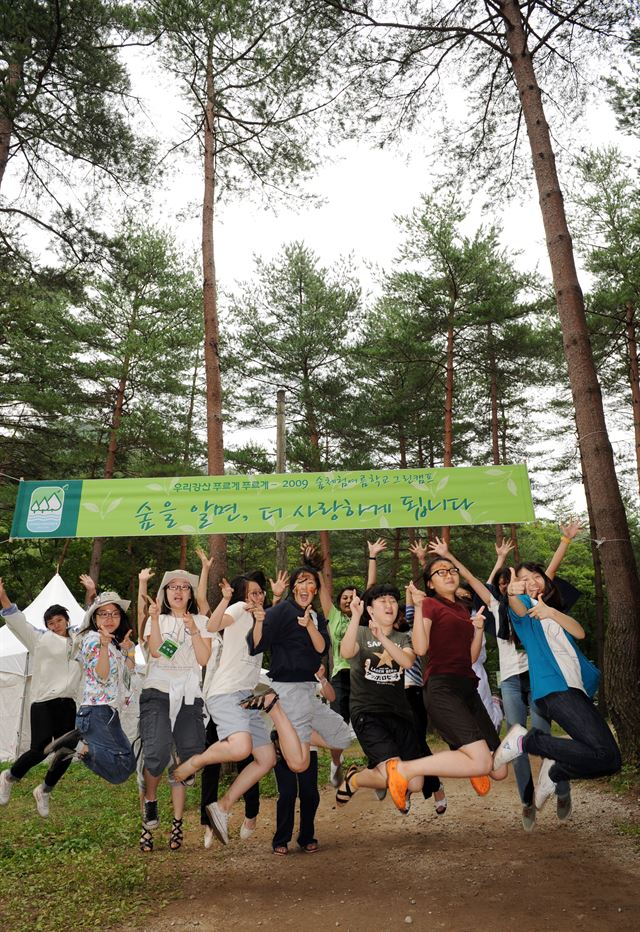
[9,464,534,539]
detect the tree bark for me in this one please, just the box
[178,346,201,571]
[500,0,640,762]
[0,59,20,191]
[488,324,504,545]
[89,353,131,584]
[580,447,608,716]
[625,302,640,495]
[203,46,227,597]
[441,321,454,544]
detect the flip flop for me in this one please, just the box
[298,840,319,853]
[273,845,288,856]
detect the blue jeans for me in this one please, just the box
[500,672,570,805]
[524,688,621,783]
[76,706,136,785]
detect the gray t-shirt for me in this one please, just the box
[348,627,413,721]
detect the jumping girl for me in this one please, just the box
[138,568,211,852]
[0,578,83,816]
[45,591,137,786]
[384,539,508,812]
[493,566,621,809]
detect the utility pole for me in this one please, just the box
[275,389,287,573]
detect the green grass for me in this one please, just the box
[0,752,340,932]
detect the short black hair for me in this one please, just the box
[287,565,321,603]
[361,584,401,625]
[44,604,69,625]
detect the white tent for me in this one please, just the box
[0,574,85,760]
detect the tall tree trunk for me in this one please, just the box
[89,355,130,584]
[441,321,454,544]
[501,0,640,762]
[203,47,227,598]
[178,346,201,571]
[488,324,504,545]
[0,59,20,190]
[625,302,640,495]
[580,448,608,716]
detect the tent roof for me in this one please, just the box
[0,574,85,673]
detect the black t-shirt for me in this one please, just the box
[348,627,413,721]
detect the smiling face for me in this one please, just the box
[245,580,265,606]
[368,593,398,629]
[292,571,318,609]
[93,603,122,635]
[427,560,460,601]
[45,613,69,638]
[516,567,546,599]
[165,578,192,613]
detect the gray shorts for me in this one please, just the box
[207,690,270,748]
[139,688,206,778]
[272,681,352,749]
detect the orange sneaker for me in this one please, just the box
[470,775,491,796]
[386,759,409,813]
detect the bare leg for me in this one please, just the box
[170,783,186,820]
[350,762,423,793]
[268,704,309,773]
[143,770,162,801]
[218,744,276,813]
[396,740,506,782]
[173,732,253,781]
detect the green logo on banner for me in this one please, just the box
[26,486,65,533]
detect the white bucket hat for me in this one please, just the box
[81,590,131,631]
[158,569,199,599]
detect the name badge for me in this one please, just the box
[158,638,179,659]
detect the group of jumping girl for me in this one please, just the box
[0,522,621,852]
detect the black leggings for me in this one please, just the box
[199,718,260,826]
[10,698,77,789]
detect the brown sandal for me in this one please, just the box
[273,844,288,856]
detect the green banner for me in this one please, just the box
[9,465,534,540]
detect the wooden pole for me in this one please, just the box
[276,389,287,574]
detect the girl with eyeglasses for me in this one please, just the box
[384,539,508,812]
[0,578,83,817]
[138,569,212,852]
[41,592,137,789]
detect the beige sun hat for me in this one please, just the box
[158,569,200,598]
[81,590,131,631]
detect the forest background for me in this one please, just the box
[1,1,640,763]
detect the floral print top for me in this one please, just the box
[79,631,125,707]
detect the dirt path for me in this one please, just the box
[118,767,639,932]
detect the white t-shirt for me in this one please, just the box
[488,598,529,683]
[539,614,585,693]
[143,613,210,694]
[205,601,263,698]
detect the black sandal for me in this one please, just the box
[139,827,154,853]
[239,690,279,714]
[169,818,183,851]
[335,763,359,807]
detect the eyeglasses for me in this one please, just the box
[429,567,460,578]
[167,584,191,591]
[96,610,120,619]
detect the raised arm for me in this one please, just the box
[470,606,486,663]
[0,577,38,651]
[269,570,289,607]
[485,539,515,584]
[145,597,163,658]
[79,573,98,606]
[195,547,213,615]
[300,540,333,616]
[409,539,428,569]
[428,537,494,606]
[207,578,233,633]
[407,582,431,657]
[366,537,387,588]
[340,593,364,659]
[137,568,154,631]
[546,518,582,580]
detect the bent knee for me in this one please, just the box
[228,733,253,759]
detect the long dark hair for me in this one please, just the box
[229,572,268,607]
[422,556,456,594]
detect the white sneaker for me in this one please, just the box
[33,784,50,817]
[521,803,536,832]
[203,825,214,849]
[534,759,556,811]
[240,817,256,840]
[206,801,229,845]
[330,757,344,788]
[0,769,14,805]
[493,724,528,769]
[556,792,572,821]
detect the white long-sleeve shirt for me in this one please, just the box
[1,604,82,703]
